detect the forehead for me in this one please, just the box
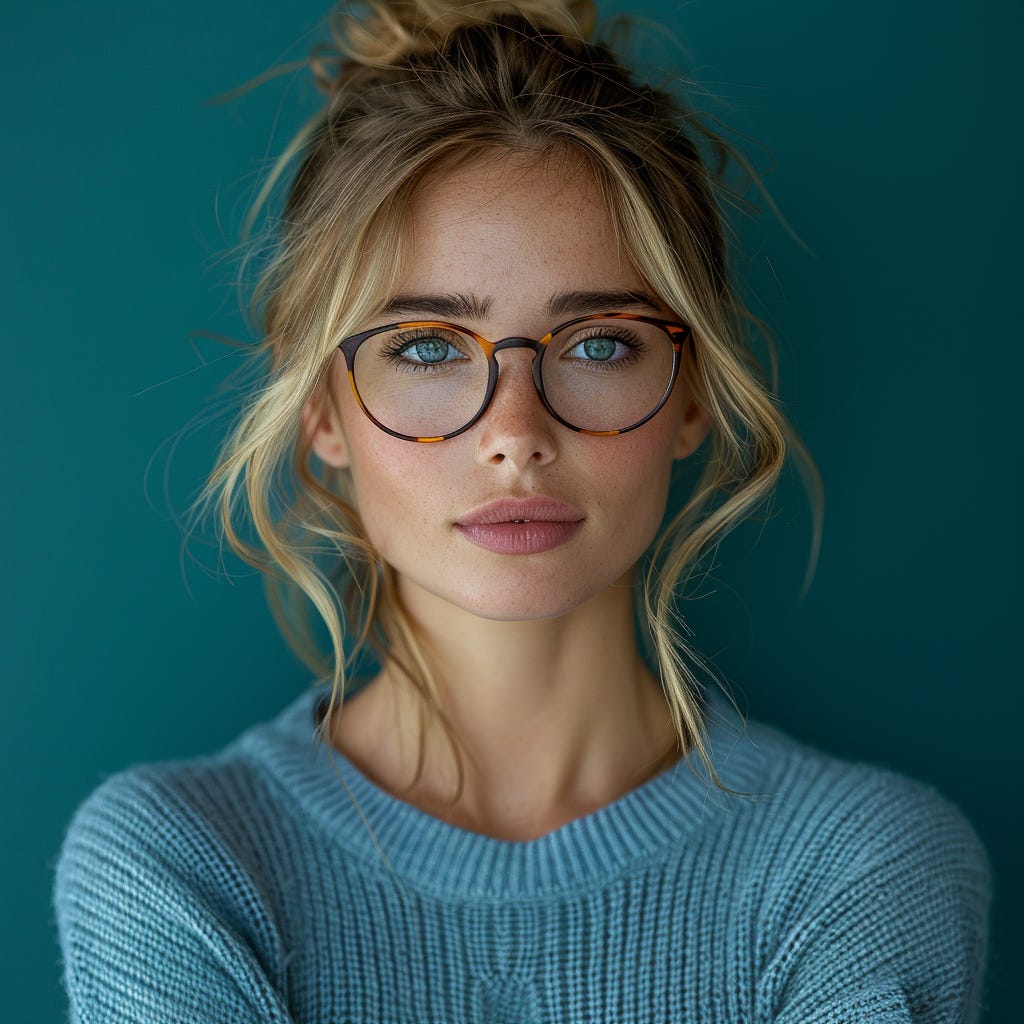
[395,151,647,310]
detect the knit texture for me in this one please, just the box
[53,683,992,1023]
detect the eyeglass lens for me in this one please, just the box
[352,318,676,438]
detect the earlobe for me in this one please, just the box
[302,393,351,469]
[673,398,712,460]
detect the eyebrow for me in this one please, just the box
[547,289,662,317]
[379,293,492,320]
[378,289,662,321]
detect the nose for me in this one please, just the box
[474,348,558,469]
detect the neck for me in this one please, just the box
[332,570,681,841]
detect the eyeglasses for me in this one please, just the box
[335,312,692,442]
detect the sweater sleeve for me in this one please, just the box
[53,766,297,1024]
[754,771,992,1024]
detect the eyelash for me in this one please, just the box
[380,329,469,365]
[563,326,646,361]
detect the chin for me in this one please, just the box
[444,573,622,624]
[391,554,639,628]
[457,598,585,624]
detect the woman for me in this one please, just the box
[53,2,991,1021]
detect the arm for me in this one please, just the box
[755,775,992,1024]
[53,768,298,1024]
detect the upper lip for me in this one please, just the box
[456,497,585,526]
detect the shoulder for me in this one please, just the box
[51,718,312,1022]
[55,685,328,884]
[712,711,993,1021]
[52,751,292,972]
[52,688,323,937]
[737,711,991,886]
[55,752,276,882]
[699,696,992,945]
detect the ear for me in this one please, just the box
[302,389,351,469]
[673,395,712,460]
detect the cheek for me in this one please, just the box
[582,428,678,550]
[343,427,451,558]
[608,414,680,486]
[346,454,406,554]
[339,415,397,546]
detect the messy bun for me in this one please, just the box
[332,0,595,72]
[201,0,822,806]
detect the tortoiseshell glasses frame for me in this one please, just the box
[335,311,693,443]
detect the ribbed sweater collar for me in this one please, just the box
[234,682,768,899]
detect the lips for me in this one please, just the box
[456,498,585,526]
[454,497,584,554]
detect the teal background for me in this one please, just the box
[3,1,1019,1020]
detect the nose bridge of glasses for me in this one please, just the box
[489,336,544,358]
[490,336,547,390]
[489,336,544,380]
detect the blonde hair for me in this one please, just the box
[190,0,822,803]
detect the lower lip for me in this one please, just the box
[455,520,583,555]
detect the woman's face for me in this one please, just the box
[306,153,710,623]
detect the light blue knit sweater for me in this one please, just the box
[53,683,992,1023]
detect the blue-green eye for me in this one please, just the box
[402,338,465,364]
[566,335,632,361]
[584,337,616,360]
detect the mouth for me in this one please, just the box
[456,497,585,527]
[455,497,585,554]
